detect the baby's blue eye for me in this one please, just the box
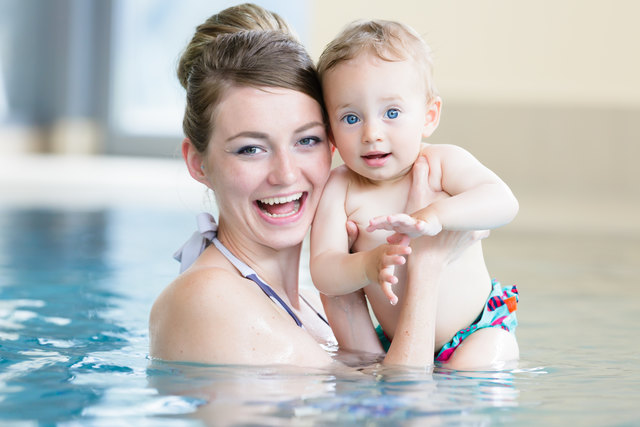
[342,114,360,125]
[385,109,399,119]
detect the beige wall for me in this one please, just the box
[309,1,640,233]
[310,0,640,107]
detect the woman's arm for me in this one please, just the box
[383,229,487,367]
[382,154,490,367]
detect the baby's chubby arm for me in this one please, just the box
[310,166,409,305]
[421,144,518,230]
[370,145,518,235]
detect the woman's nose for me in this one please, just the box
[267,151,297,186]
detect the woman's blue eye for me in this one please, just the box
[237,146,262,155]
[385,108,399,119]
[298,136,321,146]
[342,114,360,125]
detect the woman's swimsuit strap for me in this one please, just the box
[212,237,328,328]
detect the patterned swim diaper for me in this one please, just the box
[435,279,518,362]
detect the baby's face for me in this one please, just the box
[323,52,430,182]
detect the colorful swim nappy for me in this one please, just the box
[374,279,519,361]
[435,279,518,362]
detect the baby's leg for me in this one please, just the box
[444,328,519,371]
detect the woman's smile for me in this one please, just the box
[256,191,306,219]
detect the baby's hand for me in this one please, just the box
[367,214,442,239]
[369,243,412,305]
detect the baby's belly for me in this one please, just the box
[433,243,492,349]
[367,242,492,351]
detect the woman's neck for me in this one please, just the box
[215,225,303,308]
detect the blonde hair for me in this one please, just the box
[177,3,325,153]
[317,19,438,102]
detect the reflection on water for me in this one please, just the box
[0,209,124,421]
[149,361,533,426]
[0,208,193,424]
[0,208,639,425]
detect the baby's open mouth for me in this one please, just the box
[257,192,304,218]
[362,153,390,160]
[361,152,391,167]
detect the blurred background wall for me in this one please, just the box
[307,0,640,233]
[1,0,638,230]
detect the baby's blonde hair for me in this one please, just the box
[317,19,438,102]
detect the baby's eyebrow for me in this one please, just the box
[379,95,404,103]
[333,102,354,111]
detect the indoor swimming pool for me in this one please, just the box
[1,205,638,426]
[0,153,638,425]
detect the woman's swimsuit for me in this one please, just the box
[174,213,329,328]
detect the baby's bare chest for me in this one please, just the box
[346,184,409,226]
[345,178,445,252]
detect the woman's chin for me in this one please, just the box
[260,218,312,250]
[261,231,307,251]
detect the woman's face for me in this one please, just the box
[203,86,332,249]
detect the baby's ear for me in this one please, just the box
[327,126,336,146]
[422,97,442,138]
[182,138,210,187]
[326,127,338,155]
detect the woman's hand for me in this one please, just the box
[346,220,359,252]
[411,228,489,265]
[405,154,430,213]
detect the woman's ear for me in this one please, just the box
[182,138,210,187]
[422,97,442,139]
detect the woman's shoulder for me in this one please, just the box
[149,265,334,366]
[154,265,238,308]
[153,263,275,323]
[149,266,259,362]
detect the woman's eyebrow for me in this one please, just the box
[226,122,324,142]
[295,121,325,133]
[226,131,268,142]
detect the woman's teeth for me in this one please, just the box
[259,192,303,205]
[258,192,303,218]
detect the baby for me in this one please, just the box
[310,20,520,367]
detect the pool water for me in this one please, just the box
[0,207,639,426]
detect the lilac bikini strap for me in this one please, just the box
[210,237,304,327]
[173,212,218,273]
[212,239,328,327]
[172,213,305,327]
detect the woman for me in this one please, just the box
[149,3,483,368]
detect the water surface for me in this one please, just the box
[0,208,638,425]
